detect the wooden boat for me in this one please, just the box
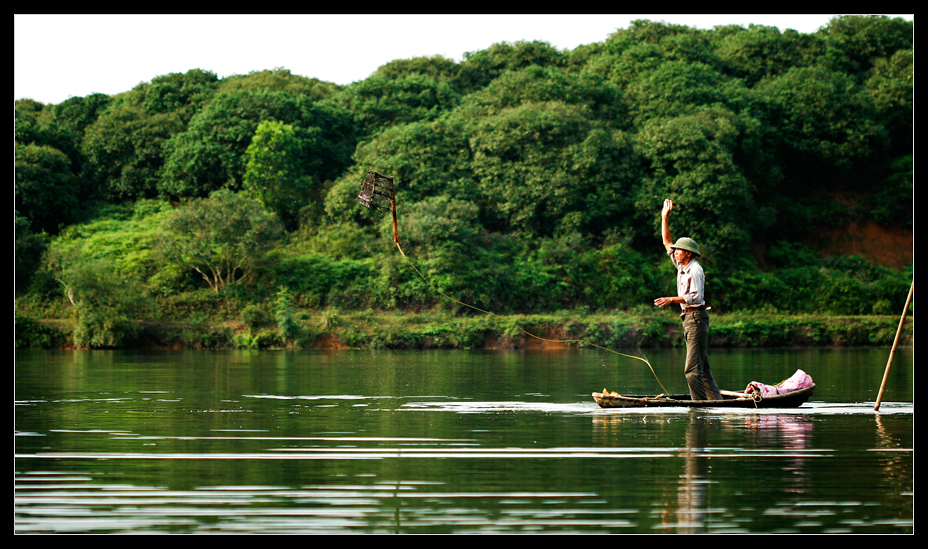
[592,385,815,409]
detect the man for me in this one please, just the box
[654,199,722,401]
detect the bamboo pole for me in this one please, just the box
[874,282,913,411]
[391,196,398,244]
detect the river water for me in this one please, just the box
[14,347,913,534]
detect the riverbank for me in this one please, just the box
[16,309,913,351]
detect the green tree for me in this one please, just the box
[382,195,515,311]
[459,65,629,126]
[15,213,47,296]
[326,114,473,220]
[140,68,220,123]
[160,91,299,198]
[456,40,567,93]
[81,105,185,199]
[15,100,83,176]
[712,25,815,85]
[158,190,284,292]
[615,19,701,46]
[565,239,662,309]
[818,15,913,77]
[468,100,641,238]
[36,199,188,300]
[160,91,356,200]
[335,73,461,134]
[15,143,80,234]
[274,286,299,342]
[372,55,461,84]
[755,66,888,175]
[72,71,218,201]
[217,68,341,101]
[865,49,913,155]
[243,119,316,230]
[867,155,912,228]
[45,248,143,348]
[660,29,720,68]
[634,106,767,258]
[585,41,665,87]
[52,93,112,136]
[624,60,748,124]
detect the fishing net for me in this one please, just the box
[356,171,395,211]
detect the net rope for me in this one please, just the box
[394,240,670,395]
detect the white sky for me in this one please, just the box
[14,14,913,105]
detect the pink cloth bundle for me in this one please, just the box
[744,369,814,397]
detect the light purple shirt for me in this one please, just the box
[668,250,705,307]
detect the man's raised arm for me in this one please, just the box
[661,199,674,253]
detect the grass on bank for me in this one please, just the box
[15,306,912,351]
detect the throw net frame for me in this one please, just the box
[356,171,395,211]
[356,171,398,243]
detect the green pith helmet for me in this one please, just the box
[671,237,701,257]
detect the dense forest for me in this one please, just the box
[15,16,913,350]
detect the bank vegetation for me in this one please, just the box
[15,16,912,350]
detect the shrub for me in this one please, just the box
[241,304,270,331]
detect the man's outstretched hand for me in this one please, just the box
[662,199,673,218]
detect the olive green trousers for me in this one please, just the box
[681,310,721,401]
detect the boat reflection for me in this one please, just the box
[593,409,816,533]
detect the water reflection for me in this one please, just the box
[668,412,714,533]
[594,408,818,533]
[15,349,913,534]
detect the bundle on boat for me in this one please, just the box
[593,369,815,409]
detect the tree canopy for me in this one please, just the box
[158,190,285,293]
[15,15,913,331]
